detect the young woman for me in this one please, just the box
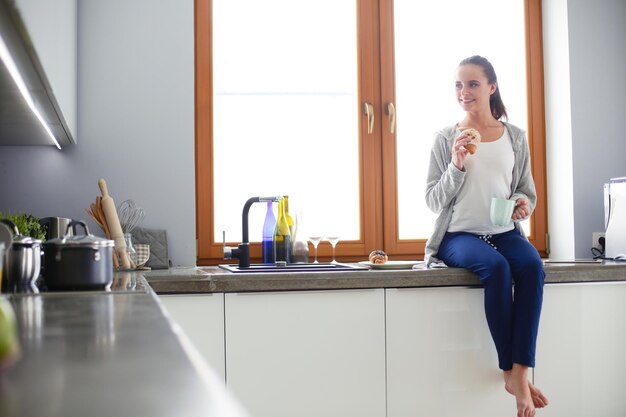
[424,55,549,417]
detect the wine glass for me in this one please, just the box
[325,236,341,264]
[308,236,322,263]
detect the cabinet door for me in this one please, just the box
[12,0,77,144]
[225,289,386,417]
[534,282,626,417]
[386,287,513,417]
[159,294,225,382]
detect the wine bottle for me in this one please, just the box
[262,201,276,264]
[284,195,295,238]
[273,198,292,263]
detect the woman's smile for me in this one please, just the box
[459,97,477,108]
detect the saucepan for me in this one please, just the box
[0,219,42,292]
[42,220,114,290]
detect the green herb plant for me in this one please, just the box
[0,212,46,240]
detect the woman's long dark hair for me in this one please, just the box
[459,55,508,121]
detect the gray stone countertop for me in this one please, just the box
[145,261,626,294]
[3,264,625,417]
[0,274,248,417]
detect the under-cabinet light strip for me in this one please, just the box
[0,33,62,150]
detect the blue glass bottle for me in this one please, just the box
[262,201,276,263]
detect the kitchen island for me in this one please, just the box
[0,274,248,417]
[3,262,625,417]
[149,261,626,417]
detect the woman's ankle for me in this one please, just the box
[510,363,530,378]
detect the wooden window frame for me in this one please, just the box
[378,0,548,258]
[196,0,548,264]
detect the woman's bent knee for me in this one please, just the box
[478,256,512,285]
[514,257,545,288]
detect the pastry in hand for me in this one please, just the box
[369,250,388,264]
[460,128,481,155]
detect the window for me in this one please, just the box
[196,0,547,264]
[212,0,360,242]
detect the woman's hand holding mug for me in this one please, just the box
[513,197,530,221]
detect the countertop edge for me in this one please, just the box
[145,262,626,294]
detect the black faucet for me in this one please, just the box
[223,196,283,268]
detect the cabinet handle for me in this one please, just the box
[386,102,396,134]
[363,102,374,134]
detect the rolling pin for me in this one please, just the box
[98,179,131,269]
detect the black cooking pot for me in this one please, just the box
[42,220,114,290]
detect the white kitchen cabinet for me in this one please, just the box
[159,294,226,382]
[386,287,513,417]
[224,289,386,417]
[14,0,77,141]
[0,0,77,146]
[534,282,626,417]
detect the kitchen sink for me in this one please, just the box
[218,262,368,273]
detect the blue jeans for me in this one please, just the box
[437,228,545,370]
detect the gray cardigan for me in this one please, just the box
[424,122,537,265]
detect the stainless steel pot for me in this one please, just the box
[0,219,42,292]
[40,217,74,240]
[42,220,114,290]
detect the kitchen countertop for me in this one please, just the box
[3,262,625,417]
[146,261,626,294]
[0,273,248,417]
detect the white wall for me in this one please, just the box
[543,0,575,260]
[544,0,626,259]
[0,0,196,266]
[0,0,624,264]
[568,0,626,258]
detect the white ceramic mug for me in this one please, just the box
[490,198,516,227]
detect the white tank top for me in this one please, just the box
[448,129,515,234]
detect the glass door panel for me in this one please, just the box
[212,0,360,244]
[389,0,529,242]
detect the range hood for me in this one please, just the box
[0,0,74,147]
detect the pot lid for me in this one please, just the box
[44,234,114,249]
[43,220,114,249]
[11,235,42,247]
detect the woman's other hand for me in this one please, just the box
[452,132,471,170]
[513,197,530,220]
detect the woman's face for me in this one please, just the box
[455,64,496,113]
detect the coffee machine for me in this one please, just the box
[604,177,626,259]
[40,217,73,240]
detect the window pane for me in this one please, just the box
[213,0,359,243]
[394,0,529,239]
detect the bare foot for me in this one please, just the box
[527,381,548,408]
[503,366,536,417]
[503,371,549,408]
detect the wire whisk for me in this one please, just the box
[118,199,145,233]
